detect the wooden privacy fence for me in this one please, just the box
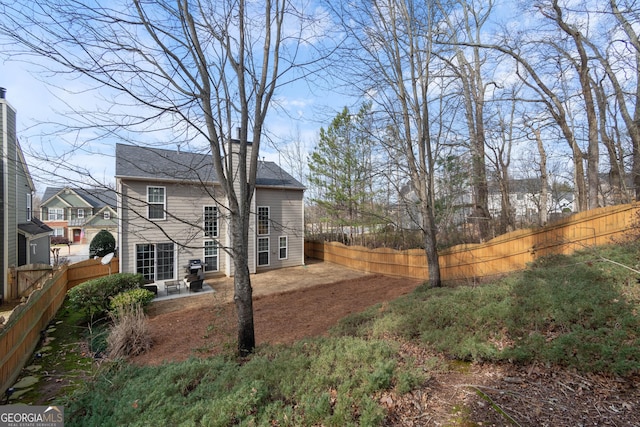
[0,257,118,395]
[305,203,640,281]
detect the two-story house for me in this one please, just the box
[40,187,118,245]
[115,142,305,284]
[1,87,52,302]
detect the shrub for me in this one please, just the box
[67,273,145,319]
[51,236,71,245]
[90,230,116,257]
[110,288,155,313]
[107,304,151,359]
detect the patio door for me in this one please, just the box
[135,242,175,282]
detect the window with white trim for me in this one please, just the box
[257,206,270,235]
[48,208,64,221]
[104,211,111,220]
[77,208,85,219]
[279,236,288,260]
[204,206,218,237]
[26,193,32,221]
[53,228,64,237]
[135,242,175,282]
[204,240,219,272]
[136,243,155,282]
[147,186,166,220]
[257,237,269,266]
[156,243,175,280]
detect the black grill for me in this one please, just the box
[188,259,202,274]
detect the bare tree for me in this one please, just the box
[0,0,330,355]
[537,0,600,209]
[329,0,444,287]
[436,0,495,240]
[609,0,640,201]
[523,120,550,226]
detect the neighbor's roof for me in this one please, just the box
[115,143,305,190]
[41,187,117,209]
[18,217,54,236]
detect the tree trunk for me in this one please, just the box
[533,128,549,225]
[423,217,441,288]
[231,211,255,356]
[233,261,255,356]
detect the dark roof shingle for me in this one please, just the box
[115,143,304,189]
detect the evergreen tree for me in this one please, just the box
[308,104,374,242]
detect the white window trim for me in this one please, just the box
[104,211,111,220]
[48,208,64,221]
[278,236,288,260]
[257,236,270,267]
[77,208,85,219]
[26,193,32,221]
[147,186,166,220]
[204,240,219,272]
[257,206,270,235]
[203,205,219,238]
[136,242,176,282]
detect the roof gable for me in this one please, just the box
[42,187,117,209]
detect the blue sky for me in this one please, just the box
[0,55,345,194]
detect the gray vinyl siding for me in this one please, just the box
[254,187,304,270]
[119,179,227,279]
[5,104,18,269]
[1,101,6,293]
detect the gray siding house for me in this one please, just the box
[1,88,52,301]
[115,143,305,284]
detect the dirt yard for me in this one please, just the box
[131,260,640,426]
[133,260,421,365]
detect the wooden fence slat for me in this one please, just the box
[305,203,639,281]
[1,258,119,394]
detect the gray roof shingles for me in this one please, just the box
[42,187,117,209]
[115,143,304,190]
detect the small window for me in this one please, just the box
[26,193,32,221]
[104,211,111,220]
[257,237,269,266]
[257,206,270,235]
[204,206,218,237]
[279,236,288,260]
[77,208,85,219]
[148,186,166,220]
[204,240,219,272]
[53,228,64,237]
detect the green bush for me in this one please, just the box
[89,230,116,258]
[67,273,145,319]
[110,288,155,312]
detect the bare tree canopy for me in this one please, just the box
[0,0,335,355]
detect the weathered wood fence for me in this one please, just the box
[305,203,639,281]
[0,257,118,395]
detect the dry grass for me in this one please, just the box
[107,304,152,359]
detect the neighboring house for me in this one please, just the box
[40,187,118,245]
[115,142,305,283]
[487,178,574,223]
[1,87,53,301]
